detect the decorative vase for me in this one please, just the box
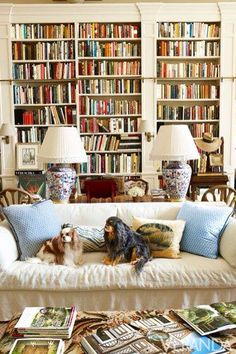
[163,161,192,201]
[46,166,76,203]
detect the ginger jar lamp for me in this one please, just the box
[150,124,199,201]
[38,127,87,203]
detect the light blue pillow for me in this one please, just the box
[177,202,232,258]
[3,200,61,261]
[76,225,106,252]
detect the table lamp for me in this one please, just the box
[150,124,199,201]
[38,126,87,203]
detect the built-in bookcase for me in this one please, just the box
[156,21,221,139]
[77,22,142,175]
[11,23,77,144]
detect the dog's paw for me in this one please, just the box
[26,257,43,264]
[102,257,113,265]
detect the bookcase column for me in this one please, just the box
[0,5,17,188]
[138,4,161,188]
[219,3,236,187]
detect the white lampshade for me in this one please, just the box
[0,123,15,137]
[150,124,199,161]
[38,126,87,163]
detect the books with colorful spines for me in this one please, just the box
[9,338,64,354]
[81,323,158,354]
[174,301,236,336]
[13,306,76,339]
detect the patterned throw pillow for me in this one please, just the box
[132,217,186,258]
[2,200,61,261]
[177,202,232,259]
[76,225,106,252]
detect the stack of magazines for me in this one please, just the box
[12,306,76,339]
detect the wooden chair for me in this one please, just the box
[124,178,149,195]
[201,185,236,214]
[0,188,34,220]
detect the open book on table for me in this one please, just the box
[81,315,228,353]
[174,301,236,336]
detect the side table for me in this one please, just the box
[189,174,229,201]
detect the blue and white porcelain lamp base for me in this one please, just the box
[163,161,192,201]
[46,166,76,203]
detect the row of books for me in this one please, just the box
[81,134,141,152]
[78,60,141,76]
[13,62,76,80]
[15,106,76,125]
[157,22,220,38]
[78,41,141,57]
[157,62,220,79]
[157,104,219,121]
[80,117,139,133]
[12,41,75,61]
[12,23,75,40]
[78,78,141,94]
[157,40,220,57]
[156,83,219,99]
[13,83,76,105]
[79,152,141,174]
[79,97,141,115]
[188,122,219,137]
[78,23,140,39]
[17,127,47,143]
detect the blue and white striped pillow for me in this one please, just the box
[76,225,106,252]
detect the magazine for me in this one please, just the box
[131,315,228,354]
[174,301,236,336]
[13,306,76,339]
[9,338,64,354]
[81,323,158,354]
[81,318,227,354]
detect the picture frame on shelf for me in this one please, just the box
[16,143,41,171]
[209,153,224,173]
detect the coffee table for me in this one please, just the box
[0,310,236,353]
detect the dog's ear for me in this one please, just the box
[52,234,65,254]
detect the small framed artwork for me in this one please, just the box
[16,143,41,170]
[209,153,224,173]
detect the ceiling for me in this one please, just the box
[1,0,236,3]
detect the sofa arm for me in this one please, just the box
[0,220,19,268]
[220,217,236,267]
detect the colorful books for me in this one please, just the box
[13,306,76,339]
[9,338,64,354]
[174,301,236,335]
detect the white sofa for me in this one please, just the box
[0,202,236,321]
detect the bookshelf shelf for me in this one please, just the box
[156,20,221,164]
[77,21,142,176]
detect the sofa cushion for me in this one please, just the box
[76,225,106,252]
[0,220,19,267]
[177,202,232,259]
[220,218,236,267]
[2,200,61,260]
[132,217,185,258]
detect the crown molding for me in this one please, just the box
[10,3,140,22]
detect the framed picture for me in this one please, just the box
[16,143,41,170]
[209,153,224,167]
